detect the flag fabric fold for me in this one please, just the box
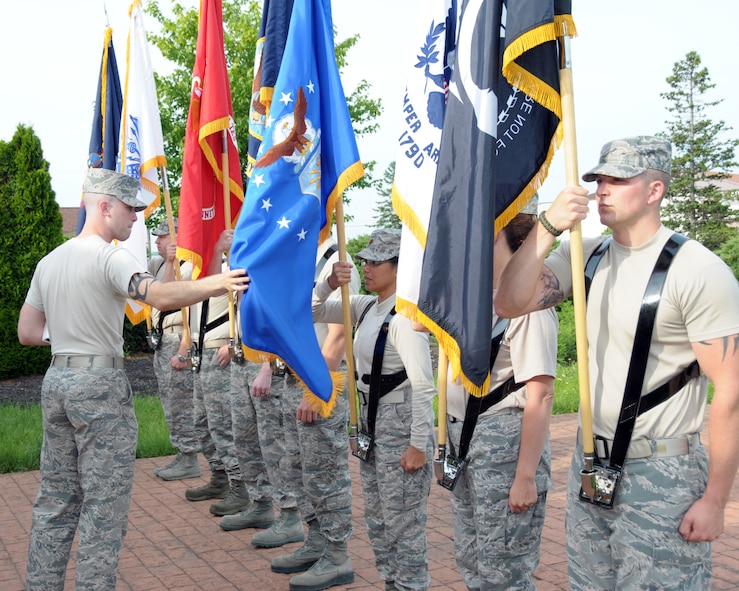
[76,27,123,235]
[118,0,168,324]
[177,0,244,279]
[415,0,575,397]
[495,0,576,229]
[246,0,295,181]
[393,0,458,323]
[230,0,364,416]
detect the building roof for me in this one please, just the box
[60,207,80,236]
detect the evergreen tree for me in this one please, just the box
[372,161,401,229]
[716,231,739,279]
[660,51,739,251]
[0,124,63,378]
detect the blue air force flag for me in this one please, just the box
[230,0,363,415]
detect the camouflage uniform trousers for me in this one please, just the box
[192,348,242,481]
[447,409,550,591]
[152,332,198,454]
[566,441,711,590]
[230,360,296,507]
[25,367,138,591]
[282,371,352,543]
[359,387,433,591]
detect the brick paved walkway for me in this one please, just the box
[1,410,737,590]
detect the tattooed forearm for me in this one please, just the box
[537,267,565,310]
[128,273,159,301]
[696,334,739,362]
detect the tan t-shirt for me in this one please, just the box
[447,300,558,420]
[148,256,193,331]
[546,225,739,441]
[26,235,145,356]
[313,239,360,348]
[313,285,436,451]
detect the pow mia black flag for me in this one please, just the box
[417,0,575,397]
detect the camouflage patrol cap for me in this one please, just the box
[582,136,672,182]
[83,168,147,211]
[152,218,178,236]
[355,228,401,262]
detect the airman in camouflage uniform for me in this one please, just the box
[495,136,739,590]
[270,239,360,590]
[18,168,249,590]
[313,230,437,591]
[219,347,302,546]
[148,218,199,481]
[447,202,558,591]
[184,231,250,516]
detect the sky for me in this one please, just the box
[2,0,738,238]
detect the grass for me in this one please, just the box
[0,363,712,474]
[0,395,176,474]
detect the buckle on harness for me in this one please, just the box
[579,456,622,509]
[352,430,374,461]
[434,448,465,491]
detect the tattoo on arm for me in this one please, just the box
[537,267,565,310]
[697,334,739,362]
[128,273,159,301]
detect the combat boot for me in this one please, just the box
[251,508,304,548]
[209,479,250,516]
[154,453,181,477]
[220,500,275,531]
[288,540,354,591]
[185,469,229,502]
[271,519,325,573]
[158,452,201,481]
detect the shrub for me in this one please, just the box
[0,125,63,379]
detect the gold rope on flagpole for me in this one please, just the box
[558,30,597,481]
[334,197,359,451]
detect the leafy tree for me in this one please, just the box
[346,233,370,294]
[372,161,401,229]
[716,231,739,279]
[659,51,739,251]
[145,0,381,225]
[0,125,63,378]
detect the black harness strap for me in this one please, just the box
[608,234,689,468]
[365,306,400,436]
[195,299,229,363]
[314,243,339,287]
[151,260,186,350]
[585,234,695,467]
[455,318,524,461]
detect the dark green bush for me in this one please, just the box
[0,125,63,379]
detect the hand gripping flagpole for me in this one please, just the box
[334,197,360,452]
[160,165,193,357]
[558,28,598,499]
[221,130,240,361]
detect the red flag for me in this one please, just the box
[177,0,244,278]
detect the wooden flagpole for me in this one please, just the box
[558,30,597,477]
[221,129,238,353]
[334,197,360,451]
[433,348,448,483]
[160,165,192,351]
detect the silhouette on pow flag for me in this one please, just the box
[255,86,309,167]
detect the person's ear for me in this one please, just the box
[646,180,665,205]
